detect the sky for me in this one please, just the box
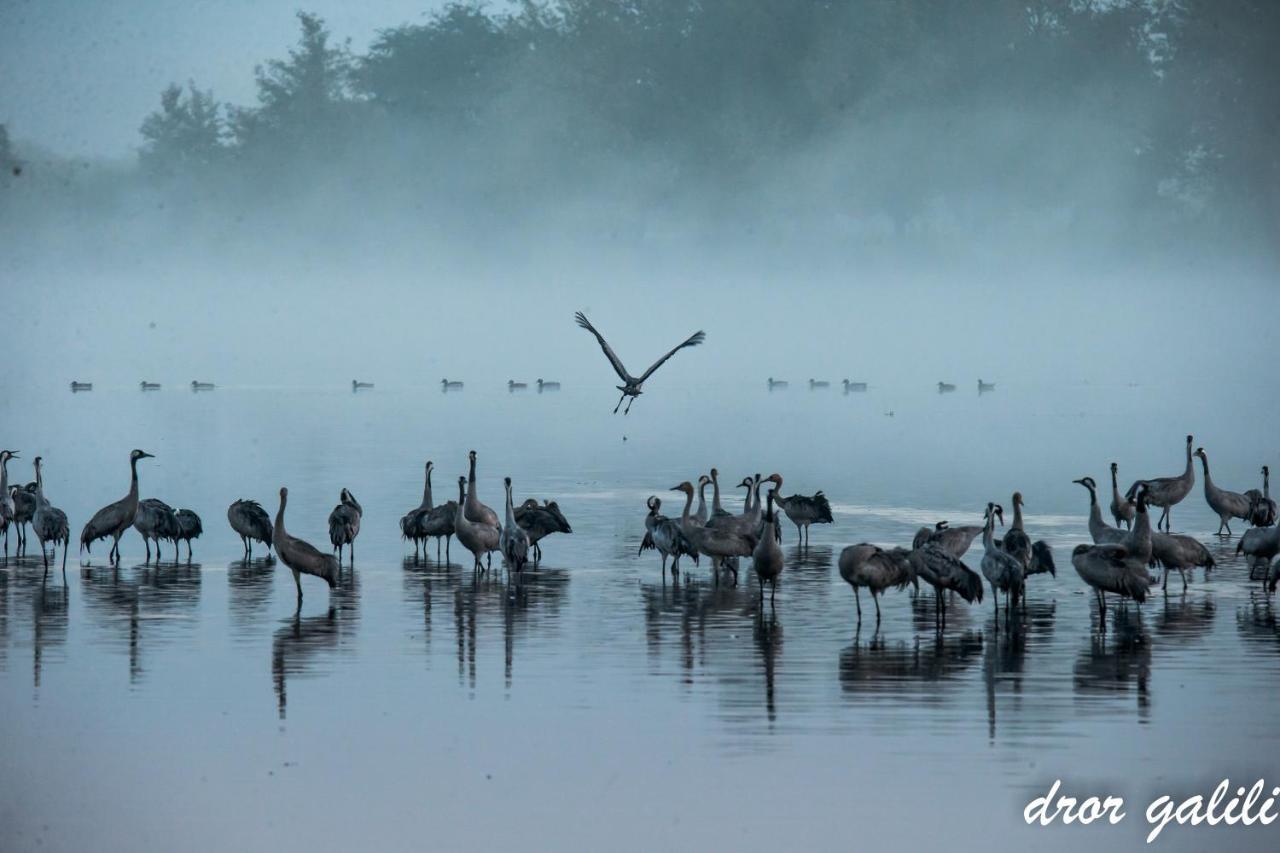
[0,0,457,157]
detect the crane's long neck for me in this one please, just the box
[423,466,433,509]
[711,473,723,513]
[983,512,995,548]
[34,462,45,502]
[129,456,140,500]
[0,457,8,495]
[680,488,693,524]
[275,494,287,538]
[456,480,469,525]
[469,456,477,485]
[750,477,763,515]
[1183,442,1194,478]
[1110,468,1121,497]
[1132,495,1152,546]
[696,481,708,515]
[1265,469,1271,500]
[1012,501,1024,531]
[1198,454,1213,489]
[505,483,516,527]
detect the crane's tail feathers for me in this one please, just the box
[813,491,834,524]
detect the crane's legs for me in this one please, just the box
[624,396,635,414]
[873,593,881,625]
[613,394,625,414]
[854,586,861,621]
[293,569,303,604]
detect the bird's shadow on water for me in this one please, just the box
[1153,588,1216,646]
[79,562,203,685]
[0,567,70,690]
[1072,606,1152,722]
[838,627,985,708]
[400,556,570,692]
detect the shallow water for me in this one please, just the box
[2,380,1278,852]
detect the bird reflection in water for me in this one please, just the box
[272,561,359,718]
[1073,607,1151,721]
[0,568,70,690]
[754,612,782,725]
[839,628,984,700]
[1236,595,1279,653]
[80,563,202,683]
[1153,590,1216,646]
[228,556,277,641]
[983,599,1057,741]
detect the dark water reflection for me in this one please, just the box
[3,383,1279,852]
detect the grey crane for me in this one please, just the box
[1072,477,1127,544]
[400,461,435,560]
[999,492,1056,590]
[175,509,202,560]
[1195,446,1252,535]
[693,474,712,526]
[1070,539,1151,631]
[707,468,732,520]
[981,503,1024,627]
[228,499,273,558]
[536,379,560,392]
[464,450,499,527]
[140,381,160,391]
[327,488,362,564]
[351,380,373,391]
[1125,434,1196,531]
[12,482,37,555]
[671,480,756,582]
[1109,463,1135,530]
[500,477,530,574]
[515,498,571,563]
[400,461,456,561]
[190,381,215,391]
[908,544,984,628]
[0,450,15,555]
[638,496,697,579]
[766,377,789,390]
[838,543,916,624]
[774,489,833,547]
[1244,466,1278,528]
[80,449,154,564]
[937,382,956,393]
[1238,524,1280,581]
[912,517,989,559]
[441,379,463,391]
[134,498,179,563]
[70,381,92,392]
[809,379,830,390]
[573,311,705,414]
[30,456,71,577]
[842,380,868,393]
[274,487,339,604]
[751,489,785,608]
[454,476,499,571]
[1151,529,1215,592]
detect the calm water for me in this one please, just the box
[2,380,1278,852]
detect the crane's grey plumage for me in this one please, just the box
[774,488,833,547]
[1073,477,1127,544]
[913,518,988,559]
[274,487,338,604]
[981,503,1024,627]
[80,449,154,564]
[12,482,38,555]
[1244,466,1278,528]
[134,498,179,563]
[838,542,916,624]
[999,492,1056,589]
[175,509,202,560]
[1238,524,1280,581]
[515,498,571,563]
[454,476,499,571]
[400,461,456,561]
[573,310,705,414]
[0,450,16,556]
[1071,542,1152,630]
[671,480,756,582]
[1109,463,1135,530]
[751,489,784,607]
[228,498,273,558]
[908,544,983,628]
[638,496,696,578]
[30,456,71,577]
[464,450,499,527]
[1150,530,1215,591]
[693,474,711,526]
[327,488,362,564]
[1126,434,1196,531]
[500,477,530,574]
[1195,447,1252,536]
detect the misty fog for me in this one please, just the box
[1,1,1276,392]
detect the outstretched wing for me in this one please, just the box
[574,312,632,383]
[637,329,706,383]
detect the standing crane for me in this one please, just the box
[80,449,154,564]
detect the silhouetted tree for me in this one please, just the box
[139,82,224,176]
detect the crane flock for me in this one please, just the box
[2,433,1276,633]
